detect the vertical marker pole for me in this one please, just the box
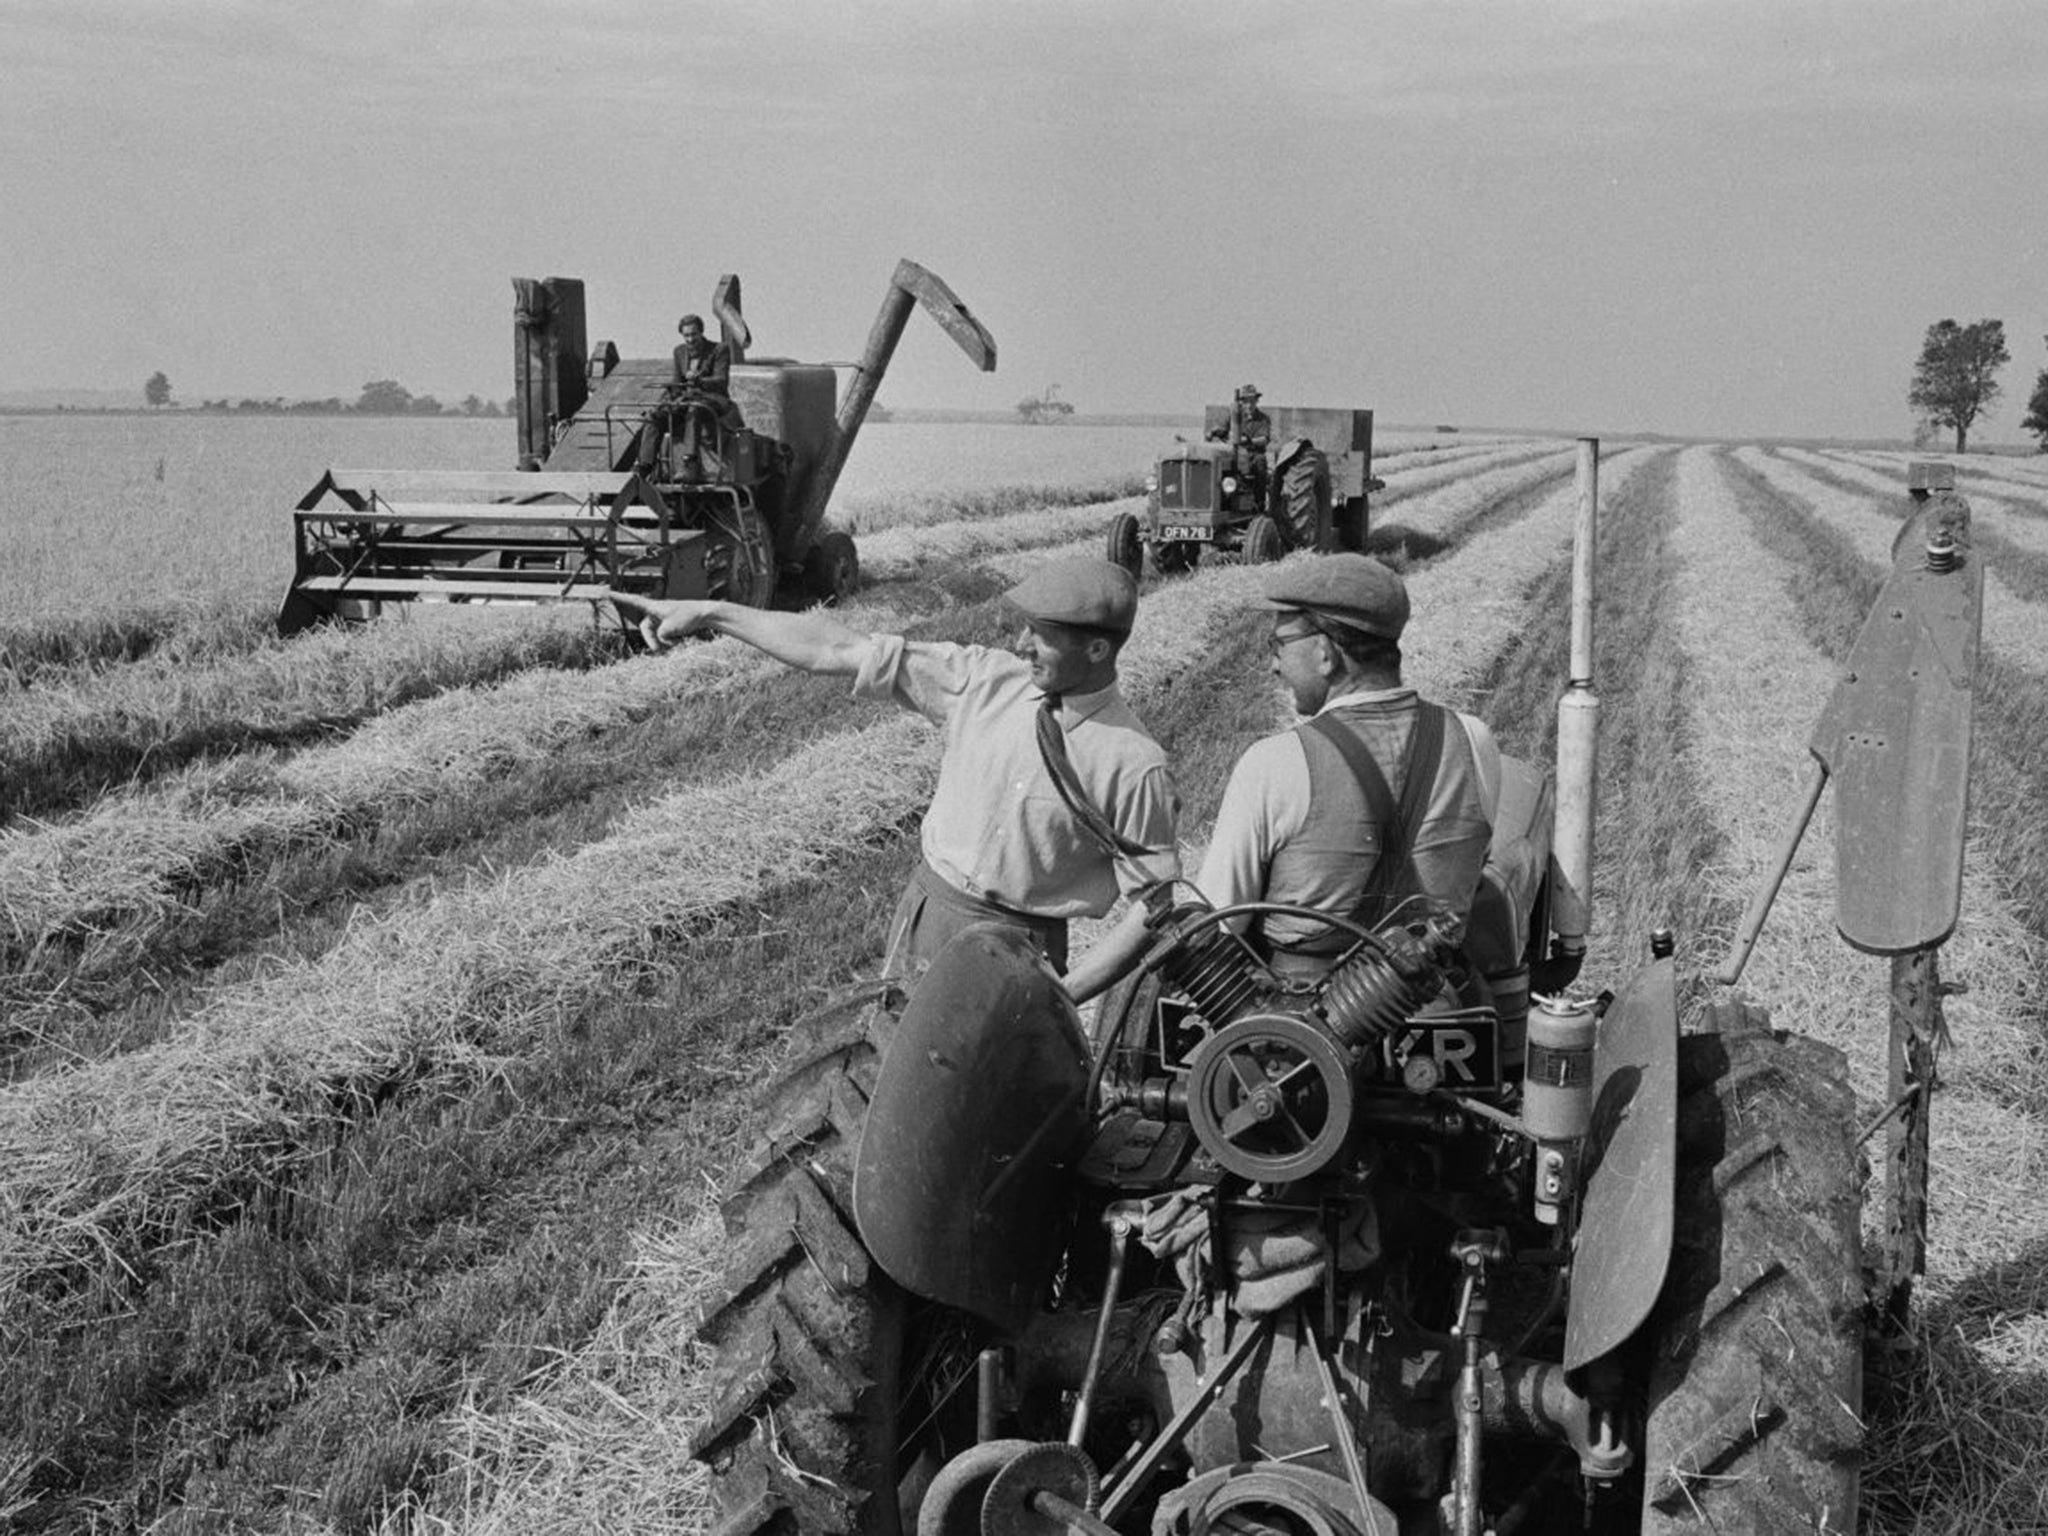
[1551,439,1601,960]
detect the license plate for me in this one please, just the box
[1393,1012,1502,1091]
[1158,524,1214,542]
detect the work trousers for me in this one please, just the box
[882,861,1070,979]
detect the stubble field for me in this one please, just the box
[2,417,2046,1534]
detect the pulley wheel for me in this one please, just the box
[916,1440,1034,1536]
[981,1441,1105,1536]
[1186,1013,1354,1183]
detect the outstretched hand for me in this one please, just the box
[608,591,720,651]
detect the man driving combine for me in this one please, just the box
[634,313,741,480]
[609,558,1179,998]
[1195,554,1500,976]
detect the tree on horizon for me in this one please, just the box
[356,379,415,414]
[1909,319,2008,453]
[144,371,171,408]
[2022,335,2048,453]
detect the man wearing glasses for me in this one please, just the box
[1193,554,1501,978]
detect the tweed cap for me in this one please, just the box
[1005,557,1138,635]
[1257,554,1409,639]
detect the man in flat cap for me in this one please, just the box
[1208,383,1274,503]
[611,557,1179,997]
[1193,553,1500,976]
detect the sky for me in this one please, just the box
[3,0,2044,441]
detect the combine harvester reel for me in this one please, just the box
[276,259,995,636]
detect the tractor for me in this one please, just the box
[1109,398,1382,580]
[691,453,1980,1534]
[275,260,995,636]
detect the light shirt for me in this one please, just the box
[853,634,1181,919]
[1193,685,1502,936]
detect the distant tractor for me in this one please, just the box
[276,260,995,636]
[1108,394,1381,579]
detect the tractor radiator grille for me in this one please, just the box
[1160,460,1212,511]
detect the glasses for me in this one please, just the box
[1268,624,1323,656]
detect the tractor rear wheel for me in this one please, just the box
[1244,514,1284,565]
[1106,511,1141,580]
[1277,448,1331,551]
[690,982,919,1535]
[1638,1006,1863,1534]
[804,528,861,605]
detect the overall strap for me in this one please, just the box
[1300,702,1448,921]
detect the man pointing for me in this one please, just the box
[611,557,1179,999]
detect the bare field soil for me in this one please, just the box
[1,434,2043,1534]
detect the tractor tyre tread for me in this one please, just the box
[1243,514,1283,565]
[1106,511,1142,580]
[1278,447,1331,551]
[691,984,909,1535]
[1639,1024,1864,1534]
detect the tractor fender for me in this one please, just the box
[1563,955,1678,1374]
[853,922,1091,1334]
[1266,435,1315,476]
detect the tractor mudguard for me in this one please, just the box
[1816,490,1983,954]
[1563,955,1677,1374]
[853,922,1092,1334]
[1267,436,1314,476]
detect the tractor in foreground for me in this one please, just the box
[693,452,1981,1534]
[275,260,995,636]
[1109,400,1382,579]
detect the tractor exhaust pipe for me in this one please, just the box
[787,259,997,559]
[1550,439,1601,964]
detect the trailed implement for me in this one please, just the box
[277,259,995,636]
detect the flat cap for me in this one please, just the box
[1257,553,1409,639]
[1005,557,1138,634]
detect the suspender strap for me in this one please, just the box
[1300,702,1448,924]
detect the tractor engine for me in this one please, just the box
[1146,901,1463,1185]
[854,894,1631,1535]
[935,903,1620,1533]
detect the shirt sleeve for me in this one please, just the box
[851,634,988,726]
[1191,733,1307,913]
[1456,711,1504,823]
[1111,763,1183,896]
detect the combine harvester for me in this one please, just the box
[276,260,996,636]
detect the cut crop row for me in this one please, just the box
[0,606,613,824]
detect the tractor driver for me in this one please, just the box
[609,558,1181,1001]
[1208,384,1273,504]
[635,314,743,481]
[1193,554,1501,977]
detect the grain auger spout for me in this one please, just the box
[785,259,998,560]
